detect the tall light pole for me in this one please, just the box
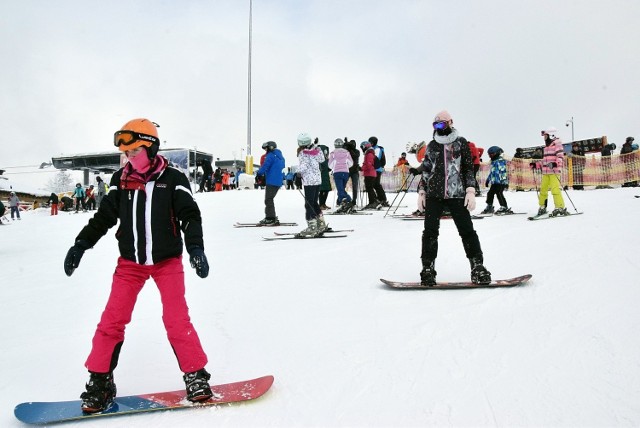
[565,116,574,141]
[245,0,254,174]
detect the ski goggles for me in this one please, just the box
[433,121,448,130]
[113,130,159,149]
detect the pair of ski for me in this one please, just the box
[234,221,297,228]
[527,211,583,221]
[392,214,485,221]
[325,211,372,215]
[473,211,527,218]
[262,229,352,241]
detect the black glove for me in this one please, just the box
[548,162,557,168]
[529,162,537,170]
[409,167,420,176]
[64,240,91,277]
[188,247,209,279]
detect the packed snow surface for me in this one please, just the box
[2,187,639,427]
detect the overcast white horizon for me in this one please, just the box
[1,0,639,169]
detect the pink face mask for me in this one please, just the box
[127,149,151,173]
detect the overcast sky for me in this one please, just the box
[2,0,639,169]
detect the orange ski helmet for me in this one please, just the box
[114,118,160,157]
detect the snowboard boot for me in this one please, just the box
[80,371,117,413]
[481,204,494,215]
[419,259,437,286]
[296,219,319,238]
[549,207,568,217]
[469,256,492,285]
[183,368,213,402]
[259,217,280,226]
[316,215,328,234]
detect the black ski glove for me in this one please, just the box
[409,167,420,176]
[64,240,91,277]
[548,162,557,168]
[188,247,209,279]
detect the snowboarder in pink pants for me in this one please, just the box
[64,118,212,413]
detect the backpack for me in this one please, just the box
[373,154,381,170]
[373,146,386,169]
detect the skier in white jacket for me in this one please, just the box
[296,133,326,237]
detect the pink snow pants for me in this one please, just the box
[85,256,208,374]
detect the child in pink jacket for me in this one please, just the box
[535,127,567,217]
[328,138,354,212]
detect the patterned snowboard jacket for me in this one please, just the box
[417,132,476,199]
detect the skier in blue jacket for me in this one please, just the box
[256,141,285,225]
[480,146,512,215]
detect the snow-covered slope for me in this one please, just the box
[2,187,639,427]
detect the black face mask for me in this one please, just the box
[544,137,553,146]
[435,127,452,136]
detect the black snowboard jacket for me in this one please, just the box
[75,165,204,265]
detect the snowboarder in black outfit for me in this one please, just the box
[409,110,491,286]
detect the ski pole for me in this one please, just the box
[531,165,540,200]
[557,174,579,212]
[385,174,416,217]
[384,173,413,217]
[359,180,367,209]
[297,188,322,218]
[393,174,416,214]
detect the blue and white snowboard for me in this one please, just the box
[14,375,274,425]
